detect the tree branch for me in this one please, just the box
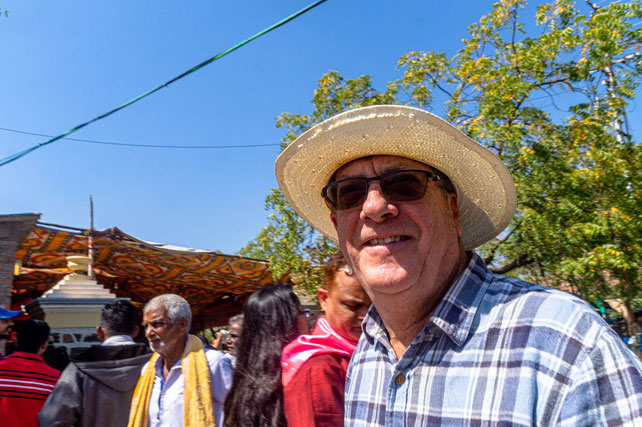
[490,254,533,274]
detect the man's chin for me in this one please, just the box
[361,274,413,296]
[149,342,165,353]
[0,333,10,339]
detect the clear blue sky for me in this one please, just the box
[0,1,586,254]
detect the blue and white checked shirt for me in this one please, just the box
[345,253,642,426]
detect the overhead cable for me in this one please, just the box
[0,127,281,149]
[0,0,328,167]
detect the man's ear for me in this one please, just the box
[37,340,48,356]
[330,212,338,229]
[448,192,462,237]
[317,288,329,312]
[96,325,106,342]
[130,325,139,339]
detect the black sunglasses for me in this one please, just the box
[321,169,440,211]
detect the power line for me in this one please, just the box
[0,0,328,167]
[0,126,281,149]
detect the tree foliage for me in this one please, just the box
[242,0,642,328]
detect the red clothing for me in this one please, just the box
[281,318,356,387]
[0,352,60,427]
[282,319,357,426]
[283,352,350,427]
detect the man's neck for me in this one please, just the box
[373,249,470,360]
[159,335,188,379]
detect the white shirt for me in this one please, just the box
[143,342,233,427]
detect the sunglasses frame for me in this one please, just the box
[321,169,440,211]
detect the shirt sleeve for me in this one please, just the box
[283,353,350,427]
[556,328,642,426]
[38,363,82,426]
[208,350,233,404]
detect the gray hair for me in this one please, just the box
[229,314,244,326]
[144,294,192,330]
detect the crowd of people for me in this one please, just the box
[1,105,642,426]
[0,250,364,427]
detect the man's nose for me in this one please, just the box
[360,183,398,222]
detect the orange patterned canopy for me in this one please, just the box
[13,225,279,326]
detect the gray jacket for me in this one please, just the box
[38,343,151,427]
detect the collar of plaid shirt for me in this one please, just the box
[345,252,642,426]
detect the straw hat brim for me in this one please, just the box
[275,105,516,250]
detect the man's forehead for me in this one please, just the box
[143,306,168,320]
[334,155,432,179]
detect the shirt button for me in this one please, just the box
[395,373,405,385]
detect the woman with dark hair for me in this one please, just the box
[224,284,308,427]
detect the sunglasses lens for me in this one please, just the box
[331,179,367,210]
[381,171,429,202]
[323,170,434,211]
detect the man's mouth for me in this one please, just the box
[364,235,410,245]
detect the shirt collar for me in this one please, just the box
[102,334,135,346]
[362,252,493,347]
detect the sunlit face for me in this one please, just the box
[319,269,371,342]
[0,319,13,339]
[226,322,242,355]
[143,306,188,357]
[330,156,463,301]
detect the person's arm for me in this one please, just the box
[556,328,642,426]
[212,331,225,351]
[283,354,348,427]
[38,364,82,426]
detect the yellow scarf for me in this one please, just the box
[128,335,215,427]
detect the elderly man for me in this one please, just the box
[128,294,232,427]
[39,299,150,427]
[276,105,642,425]
[212,314,243,362]
[225,314,243,358]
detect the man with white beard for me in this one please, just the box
[128,294,232,427]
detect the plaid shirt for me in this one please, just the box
[345,253,642,426]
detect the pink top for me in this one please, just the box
[281,317,358,387]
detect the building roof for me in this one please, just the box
[13,223,281,328]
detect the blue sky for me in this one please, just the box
[0,1,625,254]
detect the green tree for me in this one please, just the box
[243,0,642,335]
[396,0,641,336]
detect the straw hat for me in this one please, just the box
[275,105,516,250]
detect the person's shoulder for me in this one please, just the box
[296,353,350,380]
[490,274,598,318]
[486,274,614,343]
[43,363,62,378]
[0,356,11,369]
[306,352,350,367]
[204,348,231,368]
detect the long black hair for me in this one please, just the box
[224,284,302,427]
